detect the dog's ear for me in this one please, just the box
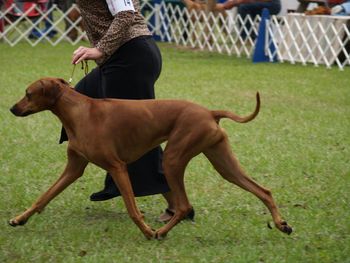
[57,78,69,86]
[40,79,62,102]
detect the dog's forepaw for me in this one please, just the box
[8,217,27,227]
[143,228,156,240]
[277,221,293,235]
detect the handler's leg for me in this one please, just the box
[90,36,171,201]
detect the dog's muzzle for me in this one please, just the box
[10,105,31,117]
[10,105,19,116]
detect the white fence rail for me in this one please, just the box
[152,2,261,58]
[267,14,350,69]
[1,1,349,69]
[0,3,86,45]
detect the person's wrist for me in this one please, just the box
[94,47,103,56]
[93,46,104,60]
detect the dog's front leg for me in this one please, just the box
[9,148,88,227]
[109,164,155,239]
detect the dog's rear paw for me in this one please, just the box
[155,230,168,240]
[277,221,293,235]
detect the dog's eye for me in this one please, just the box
[26,92,32,100]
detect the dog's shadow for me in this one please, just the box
[82,207,129,222]
[80,206,163,226]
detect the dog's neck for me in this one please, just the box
[51,88,90,137]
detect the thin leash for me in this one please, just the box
[68,60,89,84]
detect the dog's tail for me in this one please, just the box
[212,92,260,123]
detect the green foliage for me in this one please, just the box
[0,42,349,263]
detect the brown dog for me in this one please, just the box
[9,78,292,239]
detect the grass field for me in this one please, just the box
[0,42,349,263]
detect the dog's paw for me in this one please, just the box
[155,230,168,240]
[277,221,293,235]
[142,228,156,240]
[8,217,27,227]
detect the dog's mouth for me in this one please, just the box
[10,106,33,117]
[20,110,34,117]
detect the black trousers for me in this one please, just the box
[60,36,170,197]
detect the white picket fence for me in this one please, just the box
[267,13,350,69]
[0,3,86,45]
[1,1,349,70]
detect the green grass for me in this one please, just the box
[0,42,349,263]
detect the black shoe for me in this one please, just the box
[159,208,195,223]
[90,190,119,201]
[90,174,119,201]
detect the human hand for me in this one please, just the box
[71,46,103,64]
[222,0,254,10]
[331,5,343,15]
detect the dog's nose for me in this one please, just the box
[10,105,18,115]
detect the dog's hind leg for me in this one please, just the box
[9,148,88,227]
[203,137,292,235]
[108,164,155,240]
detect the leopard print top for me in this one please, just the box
[76,0,151,65]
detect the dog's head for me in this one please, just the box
[10,77,70,117]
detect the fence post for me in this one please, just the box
[147,0,162,41]
[252,8,277,63]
